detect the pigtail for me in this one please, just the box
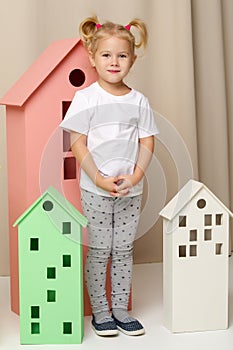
[79,16,148,54]
[128,18,148,50]
[79,15,99,51]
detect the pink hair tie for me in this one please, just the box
[96,23,102,29]
[125,24,131,30]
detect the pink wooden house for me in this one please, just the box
[0,37,98,316]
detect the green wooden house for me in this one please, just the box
[13,186,88,344]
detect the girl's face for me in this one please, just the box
[89,36,136,91]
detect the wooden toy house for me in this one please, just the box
[160,179,233,333]
[14,186,87,344]
[0,37,97,315]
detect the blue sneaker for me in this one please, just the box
[91,315,118,336]
[112,315,145,336]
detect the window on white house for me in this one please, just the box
[197,198,206,209]
[190,229,197,241]
[190,245,197,257]
[179,216,187,227]
[216,243,223,255]
[179,245,186,257]
[204,214,212,226]
[216,214,223,225]
[204,229,212,241]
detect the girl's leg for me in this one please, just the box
[81,190,113,322]
[111,195,142,319]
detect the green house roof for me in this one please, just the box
[13,186,88,228]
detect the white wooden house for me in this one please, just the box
[160,179,233,332]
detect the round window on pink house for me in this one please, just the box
[69,69,85,87]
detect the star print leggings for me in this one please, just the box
[81,189,142,315]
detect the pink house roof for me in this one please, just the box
[0,37,82,107]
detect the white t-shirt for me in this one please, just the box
[60,82,159,196]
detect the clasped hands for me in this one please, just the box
[98,174,135,197]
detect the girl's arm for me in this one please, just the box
[70,132,118,193]
[131,135,155,185]
[114,135,155,194]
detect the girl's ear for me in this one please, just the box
[89,52,95,67]
[131,54,137,67]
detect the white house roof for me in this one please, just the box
[159,179,233,221]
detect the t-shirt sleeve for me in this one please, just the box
[138,97,159,138]
[59,91,91,135]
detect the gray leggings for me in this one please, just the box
[81,189,142,315]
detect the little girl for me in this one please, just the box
[60,16,159,336]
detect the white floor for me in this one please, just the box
[1,259,233,350]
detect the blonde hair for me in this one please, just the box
[79,15,148,54]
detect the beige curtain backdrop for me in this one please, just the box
[0,0,232,275]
